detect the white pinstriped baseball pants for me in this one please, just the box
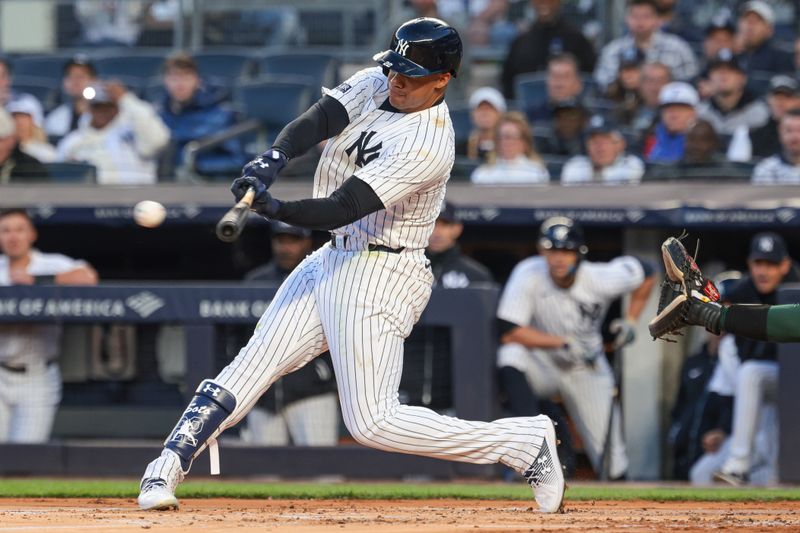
[213,244,546,473]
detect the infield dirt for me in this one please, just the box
[0,498,798,532]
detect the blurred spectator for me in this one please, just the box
[500,0,596,98]
[735,1,794,76]
[629,61,672,132]
[471,112,550,184]
[158,53,247,177]
[466,87,506,162]
[697,14,737,100]
[752,108,800,183]
[0,110,48,184]
[427,201,493,287]
[0,208,98,443]
[467,0,518,47]
[594,0,698,91]
[8,100,57,163]
[748,75,800,159]
[537,100,588,156]
[527,54,584,122]
[606,47,646,125]
[241,222,338,446]
[709,233,796,486]
[703,15,737,66]
[57,82,170,185]
[45,56,97,140]
[697,49,769,135]
[0,59,45,121]
[74,0,144,47]
[646,81,699,162]
[561,115,644,185]
[683,120,721,164]
[656,0,699,42]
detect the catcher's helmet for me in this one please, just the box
[373,18,462,78]
[538,217,588,256]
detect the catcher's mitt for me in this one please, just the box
[648,234,722,341]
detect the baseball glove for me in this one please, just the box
[648,234,723,341]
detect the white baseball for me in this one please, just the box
[133,200,167,228]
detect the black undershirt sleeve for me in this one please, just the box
[273,176,385,230]
[271,95,350,160]
[723,304,770,341]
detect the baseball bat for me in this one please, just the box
[216,187,255,242]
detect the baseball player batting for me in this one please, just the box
[137,18,565,514]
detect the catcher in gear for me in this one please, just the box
[650,235,800,343]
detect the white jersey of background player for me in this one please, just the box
[496,217,655,480]
[138,18,565,514]
[0,209,98,443]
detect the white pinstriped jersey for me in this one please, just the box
[497,256,645,356]
[319,67,455,250]
[0,250,85,363]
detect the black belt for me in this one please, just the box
[0,361,55,373]
[330,235,404,254]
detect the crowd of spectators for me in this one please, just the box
[468,0,800,184]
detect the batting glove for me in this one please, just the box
[230,176,280,218]
[241,149,287,190]
[609,318,637,350]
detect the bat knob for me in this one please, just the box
[216,220,240,242]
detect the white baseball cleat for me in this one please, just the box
[524,415,566,513]
[137,449,185,511]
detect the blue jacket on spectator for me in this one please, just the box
[647,122,685,162]
[158,86,248,176]
[737,39,794,76]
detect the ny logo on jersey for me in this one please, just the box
[345,131,383,168]
[396,39,410,56]
[578,301,603,324]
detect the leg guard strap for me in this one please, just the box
[164,380,237,473]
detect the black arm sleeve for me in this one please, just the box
[271,95,350,160]
[273,176,384,230]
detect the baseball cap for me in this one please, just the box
[741,1,775,26]
[82,84,114,105]
[270,221,311,238]
[63,53,96,76]
[7,96,44,128]
[707,48,745,73]
[437,200,458,223]
[586,114,618,136]
[769,74,800,96]
[619,47,645,69]
[658,81,700,107]
[705,12,735,35]
[552,98,587,114]
[0,108,14,138]
[469,87,507,113]
[748,232,788,263]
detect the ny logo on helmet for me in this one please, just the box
[396,39,410,57]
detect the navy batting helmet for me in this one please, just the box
[538,217,588,256]
[373,18,462,78]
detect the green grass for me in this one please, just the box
[1,479,800,502]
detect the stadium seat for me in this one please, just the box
[258,53,339,91]
[194,51,256,82]
[42,162,97,183]
[542,155,568,182]
[234,77,314,141]
[514,72,548,110]
[12,75,60,111]
[10,54,75,83]
[94,53,166,81]
[448,105,472,152]
[451,155,480,181]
